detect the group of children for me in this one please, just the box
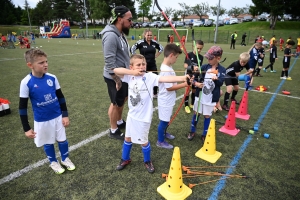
[19,35,298,175]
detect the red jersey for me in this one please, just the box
[280,38,284,44]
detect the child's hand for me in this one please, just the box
[195,82,204,88]
[132,69,145,76]
[62,117,70,127]
[25,129,36,139]
[193,66,199,71]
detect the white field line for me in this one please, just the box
[238,87,300,100]
[0,51,102,62]
[0,94,184,185]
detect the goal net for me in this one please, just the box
[157,29,189,43]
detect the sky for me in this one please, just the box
[12,0,253,16]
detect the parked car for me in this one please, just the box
[193,21,203,27]
[174,21,184,27]
[214,20,224,26]
[229,18,238,24]
[142,22,150,27]
[184,21,193,28]
[203,20,213,27]
[149,21,162,28]
[243,16,253,22]
[163,21,175,27]
[257,15,267,21]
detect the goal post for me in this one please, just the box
[157,29,189,43]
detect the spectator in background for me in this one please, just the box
[131,29,164,98]
[241,33,247,46]
[230,31,237,49]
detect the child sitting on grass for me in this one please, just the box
[113,54,190,173]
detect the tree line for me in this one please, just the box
[1,0,299,29]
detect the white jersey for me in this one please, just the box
[201,69,217,106]
[158,64,177,107]
[122,72,159,123]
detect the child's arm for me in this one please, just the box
[56,89,69,127]
[114,68,144,78]
[19,97,36,138]
[158,75,189,84]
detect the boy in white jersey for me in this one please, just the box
[188,46,226,141]
[19,49,75,174]
[113,54,189,173]
[157,43,190,149]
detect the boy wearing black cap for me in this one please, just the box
[100,6,133,140]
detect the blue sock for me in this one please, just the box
[202,118,211,136]
[44,144,57,163]
[58,140,69,161]
[190,113,200,132]
[157,120,168,142]
[121,141,132,161]
[142,142,151,163]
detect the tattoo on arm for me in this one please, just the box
[112,74,122,89]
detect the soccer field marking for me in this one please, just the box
[239,87,300,100]
[0,94,183,186]
[209,57,299,199]
[0,51,102,62]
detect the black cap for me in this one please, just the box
[110,6,130,24]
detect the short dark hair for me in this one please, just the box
[287,40,295,46]
[196,40,204,45]
[164,43,182,57]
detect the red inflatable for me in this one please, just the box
[255,85,267,91]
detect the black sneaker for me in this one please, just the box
[116,159,131,170]
[188,132,196,141]
[144,161,155,173]
[117,120,126,129]
[222,104,229,111]
[109,128,125,140]
[231,99,240,105]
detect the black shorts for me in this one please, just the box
[258,58,264,66]
[224,76,238,86]
[270,58,275,63]
[283,62,290,69]
[104,77,128,107]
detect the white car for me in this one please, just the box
[230,18,238,24]
[193,21,203,27]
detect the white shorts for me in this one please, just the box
[125,115,150,144]
[158,106,173,122]
[193,97,215,116]
[34,115,66,147]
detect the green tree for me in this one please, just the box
[164,7,174,21]
[251,0,286,29]
[193,3,210,21]
[249,5,259,18]
[227,7,243,17]
[172,12,179,21]
[136,0,152,22]
[178,3,192,22]
[210,4,226,17]
[89,0,136,24]
[0,0,18,25]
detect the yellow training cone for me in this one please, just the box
[195,119,222,164]
[157,147,192,200]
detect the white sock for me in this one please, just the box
[117,119,124,125]
[111,128,117,133]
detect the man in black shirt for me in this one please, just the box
[222,52,251,111]
[241,33,247,46]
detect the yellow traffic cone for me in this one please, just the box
[157,147,192,200]
[195,119,222,164]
